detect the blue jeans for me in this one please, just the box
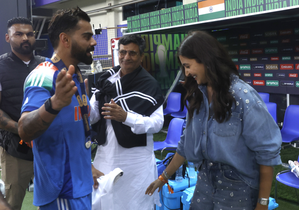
[190,160,258,210]
[39,194,91,210]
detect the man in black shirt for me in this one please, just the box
[0,17,44,210]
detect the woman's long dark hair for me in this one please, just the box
[178,31,239,123]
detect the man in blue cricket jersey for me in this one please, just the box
[18,7,102,210]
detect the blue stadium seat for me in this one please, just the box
[275,156,299,203]
[171,105,187,119]
[258,92,270,102]
[265,102,277,123]
[280,105,299,145]
[154,118,184,152]
[163,92,181,115]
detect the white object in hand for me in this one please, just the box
[92,168,124,210]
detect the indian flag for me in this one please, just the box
[198,0,225,21]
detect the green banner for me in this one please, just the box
[266,80,279,87]
[140,33,187,93]
[265,47,278,54]
[240,64,251,70]
[225,0,296,17]
[265,73,273,77]
[127,0,299,33]
[282,56,291,61]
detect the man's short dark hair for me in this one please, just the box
[48,7,91,49]
[118,34,146,55]
[7,17,32,29]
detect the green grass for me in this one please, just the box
[275,199,299,210]
[14,132,299,209]
[21,192,34,210]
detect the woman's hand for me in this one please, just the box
[145,179,165,196]
[146,153,185,196]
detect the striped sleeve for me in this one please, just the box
[21,62,58,113]
[24,61,58,92]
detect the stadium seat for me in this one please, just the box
[265,102,277,123]
[154,118,184,152]
[258,92,270,102]
[275,156,299,203]
[280,105,299,148]
[163,92,181,115]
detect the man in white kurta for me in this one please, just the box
[90,34,164,210]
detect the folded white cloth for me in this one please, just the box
[92,168,123,210]
[288,160,299,178]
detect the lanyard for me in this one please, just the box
[48,54,91,148]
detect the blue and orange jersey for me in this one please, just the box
[21,60,93,206]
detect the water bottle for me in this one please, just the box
[96,60,103,72]
[90,61,95,74]
[188,162,196,179]
[175,166,183,182]
[0,179,5,196]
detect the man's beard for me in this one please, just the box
[71,41,94,65]
[13,41,35,55]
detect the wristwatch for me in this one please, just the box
[44,98,60,115]
[163,170,170,179]
[258,198,269,206]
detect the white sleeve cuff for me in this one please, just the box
[123,112,137,127]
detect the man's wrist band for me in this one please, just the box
[44,98,60,115]
[158,175,174,194]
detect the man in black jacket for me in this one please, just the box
[0,17,45,210]
[90,34,164,210]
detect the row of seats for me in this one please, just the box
[164,92,273,116]
[159,92,278,156]
[258,92,299,145]
[259,93,299,203]
[163,92,276,122]
[164,92,299,145]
